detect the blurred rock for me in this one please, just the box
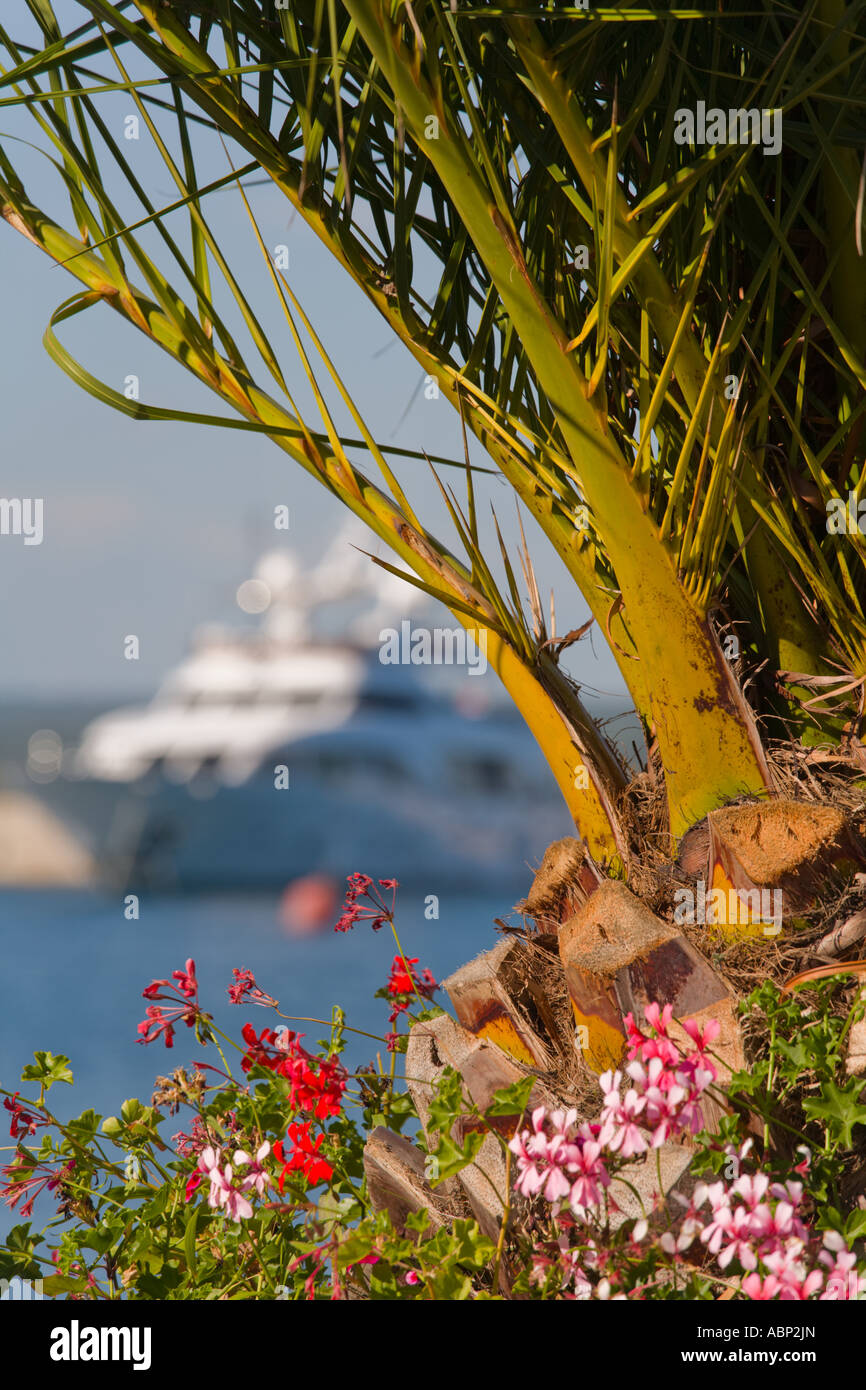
[0,791,93,886]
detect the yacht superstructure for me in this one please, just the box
[39,528,571,891]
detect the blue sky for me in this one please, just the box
[0,2,628,716]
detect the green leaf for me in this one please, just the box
[316,1191,358,1230]
[429,1130,485,1184]
[426,1066,468,1135]
[0,1224,41,1280]
[135,1265,182,1299]
[430,1266,474,1299]
[184,1207,198,1276]
[727,1067,768,1097]
[775,1039,815,1072]
[843,1210,866,1242]
[4,1223,37,1252]
[803,1079,866,1149]
[66,1108,101,1142]
[404,1209,431,1235]
[79,1222,117,1257]
[484,1077,534,1119]
[20,1051,73,1090]
[41,1273,89,1297]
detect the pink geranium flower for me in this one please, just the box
[681,1016,721,1067]
[716,1206,761,1272]
[568,1139,610,1213]
[741,1272,782,1300]
[234,1142,271,1198]
[510,1109,573,1202]
[204,1157,253,1222]
[185,1145,223,1207]
[511,1000,865,1306]
[213,1166,254,1222]
[510,1108,610,1216]
[599,1076,647,1159]
[819,1233,864,1300]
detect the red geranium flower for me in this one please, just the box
[285,1053,347,1120]
[240,1023,281,1073]
[387,956,419,997]
[384,954,438,1025]
[241,1025,347,1118]
[227,968,277,1008]
[334,873,398,932]
[3,1093,44,1140]
[273,1122,333,1189]
[137,959,201,1048]
[1,1154,75,1219]
[386,954,437,999]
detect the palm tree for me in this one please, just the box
[1,3,863,907]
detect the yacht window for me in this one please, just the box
[448,756,512,793]
[258,689,320,707]
[357,693,417,713]
[276,750,407,782]
[182,689,248,707]
[229,689,320,708]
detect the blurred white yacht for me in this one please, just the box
[38,527,570,892]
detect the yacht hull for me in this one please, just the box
[39,762,571,894]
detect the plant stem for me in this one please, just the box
[765,1017,777,1151]
[490,1142,512,1296]
[275,1012,388,1044]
